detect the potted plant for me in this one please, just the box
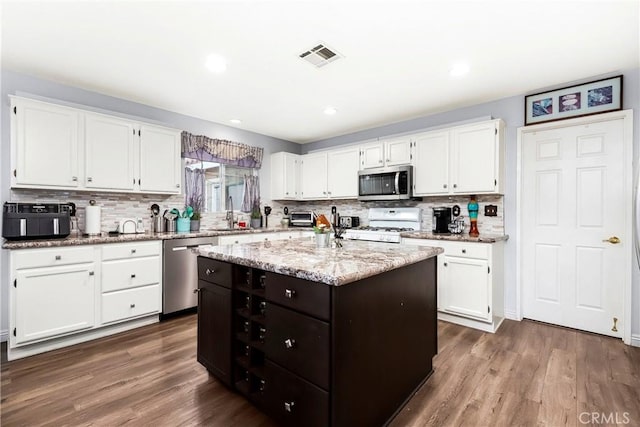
[250,200,262,229]
[187,194,203,232]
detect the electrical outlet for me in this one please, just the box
[484,205,498,217]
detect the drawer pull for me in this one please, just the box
[259,275,266,288]
[130,303,136,308]
[259,327,267,341]
[89,271,95,276]
[259,301,267,315]
[444,262,448,267]
[131,274,136,278]
[131,249,137,254]
[462,249,467,254]
[55,255,61,260]
[259,379,266,392]
[284,401,295,412]
[205,268,214,275]
[284,338,296,349]
[284,289,296,299]
[193,288,201,294]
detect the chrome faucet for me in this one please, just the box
[225,195,236,229]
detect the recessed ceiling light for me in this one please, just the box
[324,107,337,115]
[229,119,242,125]
[449,62,470,77]
[205,54,227,73]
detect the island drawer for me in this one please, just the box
[258,360,329,427]
[263,303,329,390]
[264,273,330,320]
[198,258,232,288]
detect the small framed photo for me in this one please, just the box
[525,75,622,125]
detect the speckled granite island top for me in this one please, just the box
[400,231,509,243]
[196,238,443,286]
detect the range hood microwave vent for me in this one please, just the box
[299,43,343,68]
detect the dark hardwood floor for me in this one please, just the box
[2,315,639,426]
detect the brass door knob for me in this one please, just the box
[602,236,620,244]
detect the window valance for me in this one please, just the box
[181,131,264,169]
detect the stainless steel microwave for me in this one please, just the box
[358,165,413,201]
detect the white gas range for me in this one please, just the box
[343,207,422,243]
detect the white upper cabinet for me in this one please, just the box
[451,121,502,194]
[360,137,412,170]
[84,113,136,191]
[412,119,504,196]
[327,147,360,198]
[139,125,182,194]
[412,130,449,195]
[360,142,385,169]
[10,96,182,195]
[297,146,359,200]
[270,152,300,200]
[12,97,80,188]
[300,152,328,199]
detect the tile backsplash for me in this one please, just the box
[9,189,504,236]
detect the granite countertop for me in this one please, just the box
[400,231,509,243]
[196,238,443,286]
[2,227,313,249]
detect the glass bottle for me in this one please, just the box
[468,195,479,237]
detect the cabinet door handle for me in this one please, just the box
[176,184,180,188]
[130,303,136,308]
[378,159,383,163]
[55,255,61,260]
[443,262,448,267]
[284,289,296,298]
[131,249,136,254]
[89,271,95,276]
[87,177,93,182]
[443,184,447,189]
[453,184,457,188]
[386,159,390,162]
[206,268,214,275]
[284,338,296,349]
[193,288,201,294]
[71,176,78,182]
[131,274,136,278]
[284,401,295,412]
[259,379,266,391]
[462,249,466,254]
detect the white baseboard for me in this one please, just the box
[0,329,8,343]
[504,309,519,321]
[631,334,640,348]
[438,312,504,333]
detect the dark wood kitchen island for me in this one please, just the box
[195,238,442,427]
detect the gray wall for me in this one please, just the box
[0,70,300,339]
[303,68,640,342]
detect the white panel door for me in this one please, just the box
[522,119,626,337]
[451,121,497,193]
[15,264,95,344]
[385,137,412,166]
[360,142,384,169]
[300,152,328,199]
[139,125,182,193]
[85,113,135,190]
[14,98,80,187]
[327,148,360,198]
[412,130,449,195]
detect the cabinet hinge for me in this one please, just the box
[488,305,490,314]
[13,328,16,337]
[13,169,17,177]
[138,130,141,137]
[410,154,413,160]
[13,106,17,114]
[488,266,491,274]
[13,279,17,288]
[494,179,497,186]
[138,179,141,185]
[495,128,497,135]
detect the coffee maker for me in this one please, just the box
[432,207,452,234]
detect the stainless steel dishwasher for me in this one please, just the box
[162,236,218,316]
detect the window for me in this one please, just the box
[185,160,256,213]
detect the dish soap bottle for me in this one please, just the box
[468,195,479,237]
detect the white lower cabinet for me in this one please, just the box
[402,238,505,333]
[9,241,162,360]
[217,231,312,245]
[14,262,96,344]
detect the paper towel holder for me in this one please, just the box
[84,199,102,236]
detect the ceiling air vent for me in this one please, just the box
[299,43,343,68]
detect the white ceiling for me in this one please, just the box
[2,1,638,143]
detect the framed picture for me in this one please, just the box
[525,75,622,125]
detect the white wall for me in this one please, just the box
[0,70,300,340]
[302,69,640,341]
